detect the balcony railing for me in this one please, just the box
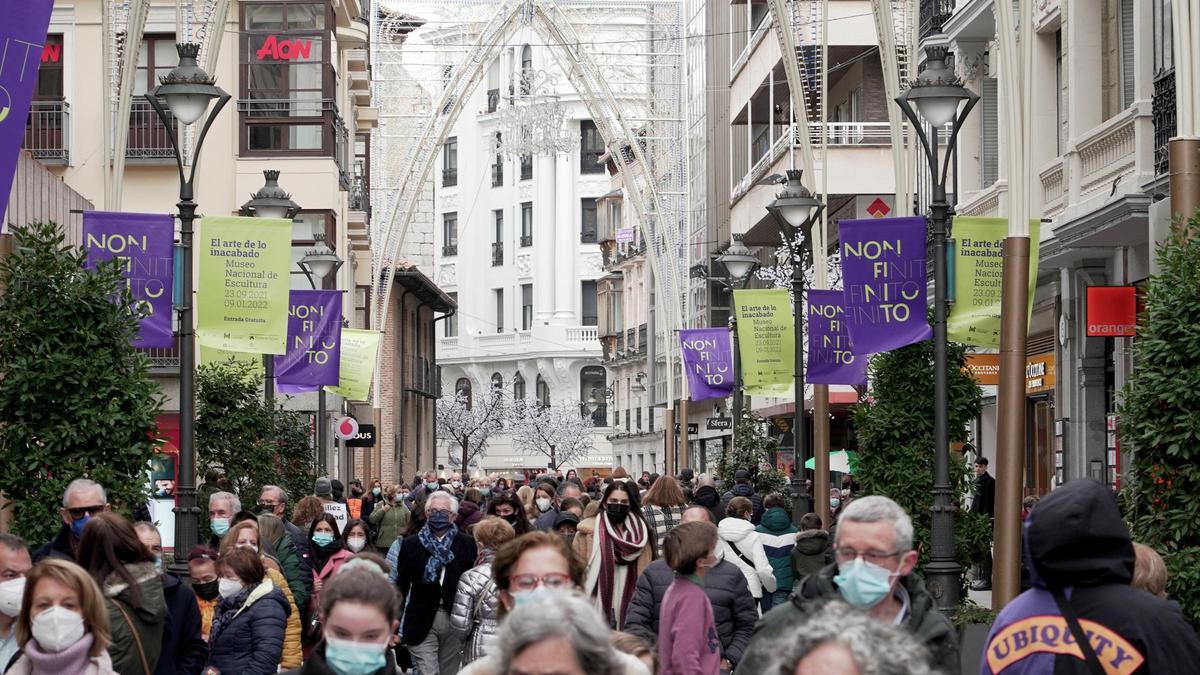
[581,151,605,174]
[127,100,176,160]
[442,243,458,257]
[491,163,503,187]
[24,100,69,162]
[349,159,370,215]
[443,167,458,187]
[334,110,350,190]
[1153,68,1176,178]
[566,326,599,344]
[486,88,500,114]
[410,356,440,398]
[520,234,533,247]
[140,338,180,372]
[491,242,504,266]
[919,0,956,41]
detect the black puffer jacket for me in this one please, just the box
[624,558,758,667]
[790,529,834,586]
[720,484,764,524]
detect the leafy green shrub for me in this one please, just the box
[1119,215,1200,626]
[717,412,790,505]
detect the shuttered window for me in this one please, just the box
[980,77,999,189]
[1119,0,1135,108]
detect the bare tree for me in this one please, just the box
[510,400,597,471]
[435,386,510,471]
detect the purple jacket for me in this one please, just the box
[658,577,721,675]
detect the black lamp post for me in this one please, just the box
[297,225,343,476]
[894,43,978,611]
[764,169,824,524]
[145,43,230,575]
[240,170,301,412]
[714,237,760,434]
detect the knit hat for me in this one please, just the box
[734,469,750,483]
[314,476,333,498]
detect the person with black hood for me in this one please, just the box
[133,523,208,675]
[981,478,1200,675]
[690,474,726,524]
[719,470,764,525]
[735,495,958,673]
[790,512,834,585]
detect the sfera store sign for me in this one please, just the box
[255,36,314,60]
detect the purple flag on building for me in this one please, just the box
[679,327,735,401]
[807,289,868,385]
[839,216,932,354]
[83,211,175,349]
[0,0,55,230]
[275,289,342,387]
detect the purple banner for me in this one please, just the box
[83,211,175,349]
[839,216,932,354]
[807,289,867,385]
[679,328,735,402]
[0,0,55,230]
[275,289,342,387]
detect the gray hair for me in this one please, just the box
[62,478,106,507]
[496,592,625,675]
[768,601,934,675]
[836,495,914,552]
[427,490,459,513]
[261,485,289,505]
[696,473,716,488]
[0,533,26,552]
[208,491,241,514]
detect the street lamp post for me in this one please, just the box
[240,170,301,413]
[765,169,824,524]
[145,43,230,575]
[298,226,343,477]
[894,44,979,611]
[714,237,761,434]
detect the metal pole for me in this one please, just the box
[791,265,810,523]
[814,384,831,528]
[171,192,198,576]
[731,316,743,433]
[263,355,274,412]
[1169,139,1200,231]
[926,126,961,611]
[679,398,690,471]
[318,388,328,476]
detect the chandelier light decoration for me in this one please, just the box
[496,67,571,157]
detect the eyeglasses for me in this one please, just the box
[257,501,278,509]
[834,547,900,567]
[509,573,572,592]
[65,505,105,520]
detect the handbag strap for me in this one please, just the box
[113,600,152,675]
[471,579,495,627]
[727,541,756,570]
[1050,587,1107,675]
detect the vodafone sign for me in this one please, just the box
[334,416,359,441]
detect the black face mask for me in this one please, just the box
[606,503,630,524]
[194,579,220,601]
[502,513,520,526]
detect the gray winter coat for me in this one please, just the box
[449,561,500,663]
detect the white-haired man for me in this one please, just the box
[34,478,110,562]
[735,495,959,673]
[394,490,478,674]
[206,490,241,546]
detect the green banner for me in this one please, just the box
[198,345,262,381]
[948,218,1041,347]
[197,215,292,355]
[733,289,794,397]
[325,329,381,401]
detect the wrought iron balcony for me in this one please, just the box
[443,167,458,187]
[127,100,177,160]
[919,0,955,41]
[24,100,69,163]
[520,234,533,247]
[442,243,458,257]
[410,356,441,398]
[349,160,370,215]
[487,88,500,114]
[140,337,180,373]
[1153,68,1176,178]
[492,241,504,266]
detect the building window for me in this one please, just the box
[580,120,604,173]
[355,285,370,329]
[580,198,598,243]
[290,212,336,289]
[443,137,458,186]
[536,375,551,407]
[455,377,472,408]
[520,202,533,246]
[513,372,526,401]
[520,44,533,95]
[127,34,181,160]
[491,372,503,390]
[494,288,505,333]
[1056,31,1065,156]
[581,280,598,326]
[492,210,504,266]
[25,35,67,162]
[580,366,607,426]
[980,77,998,188]
[1118,0,1135,109]
[442,212,458,256]
[492,133,503,186]
[636,406,643,431]
[520,154,533,180]
[521,283,533,330]
[444,292,458,337]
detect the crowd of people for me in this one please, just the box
[0,467,1195,675]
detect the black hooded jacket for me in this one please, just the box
[982,479,1200,674]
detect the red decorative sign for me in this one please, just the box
[1086,286,1137,337]
[41,42,60,63]
[865,197,890,218]
[255,35,313,61]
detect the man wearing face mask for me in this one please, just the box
[394,491,478,674]
[206,491,241,548]
[34,478,110,563]
[0,534,32,671]
[734,495,959,674]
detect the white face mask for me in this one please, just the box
[346,536,367,553]
[237,543,259,553]
[535,497,553,513]
[218,578,244,599]
[0,577,25,617]
[31,606,86,653]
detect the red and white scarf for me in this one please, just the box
[596,511,649,628]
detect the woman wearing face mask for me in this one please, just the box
[658,522,721,675]
[573,482,653,630]
[76,512,167,675]
[448,517,516,664]
[368,486,410,555]
[530,483,558,530]
[218,521,302,668]
[204,548,289,674]
[186,547,220,641]
[308,514,351,620]
[485,493,531,536]
[7,558,116,675]
[342,520,371,556]
[280,567,402,675]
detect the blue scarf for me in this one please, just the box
[419,523,458,583]
[209,584,254,642]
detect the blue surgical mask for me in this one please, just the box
[427,510,452,533]
[211,517,230,537]
[70,514,91,538]
[833,557,896,609]
[479,487,491,497]
[324,635,388,675]
[426,481,439,490]
[372,487,381,497]
[830,498,841,510]
[312,532,335,547]
[511,586,557,608]
[153,555,163,572]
